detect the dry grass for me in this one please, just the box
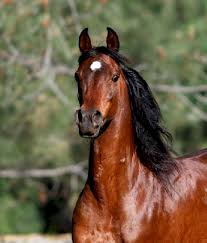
[0,234,72,243]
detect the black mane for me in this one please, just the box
[79,47,177,185]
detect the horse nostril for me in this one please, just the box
[92,110,103,128]
[76,109,103,130]
[78,110,83,122]
[75,109,83,124]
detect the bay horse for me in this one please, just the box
[72,27,207,243]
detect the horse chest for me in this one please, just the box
[73,195,147,243]
[78,230,120,243]
[73,208,122,242]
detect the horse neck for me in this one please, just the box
[87,77,140,204]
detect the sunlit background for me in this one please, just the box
[0,0,207,234]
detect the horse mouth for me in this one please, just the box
[80,130,100,138]
[79,119,112,139]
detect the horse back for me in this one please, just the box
[175,148,207,187]
[177,148,207,163]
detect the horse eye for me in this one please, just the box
[112,74,119,82]
[75,73,80,82]
[77,85,83,105]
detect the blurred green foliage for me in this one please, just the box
[0,0,206,234]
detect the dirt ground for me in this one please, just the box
[0,234,72,243]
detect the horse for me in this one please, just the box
[72,27,207,243]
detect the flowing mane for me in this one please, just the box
[79,46,177,184]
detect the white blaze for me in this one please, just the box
[90,61,102,71]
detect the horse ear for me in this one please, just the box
[79,28,92,53]
[106,27,120,52]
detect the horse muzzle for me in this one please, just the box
[75,109,104,138]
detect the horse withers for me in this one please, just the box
[72,27,207,243]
